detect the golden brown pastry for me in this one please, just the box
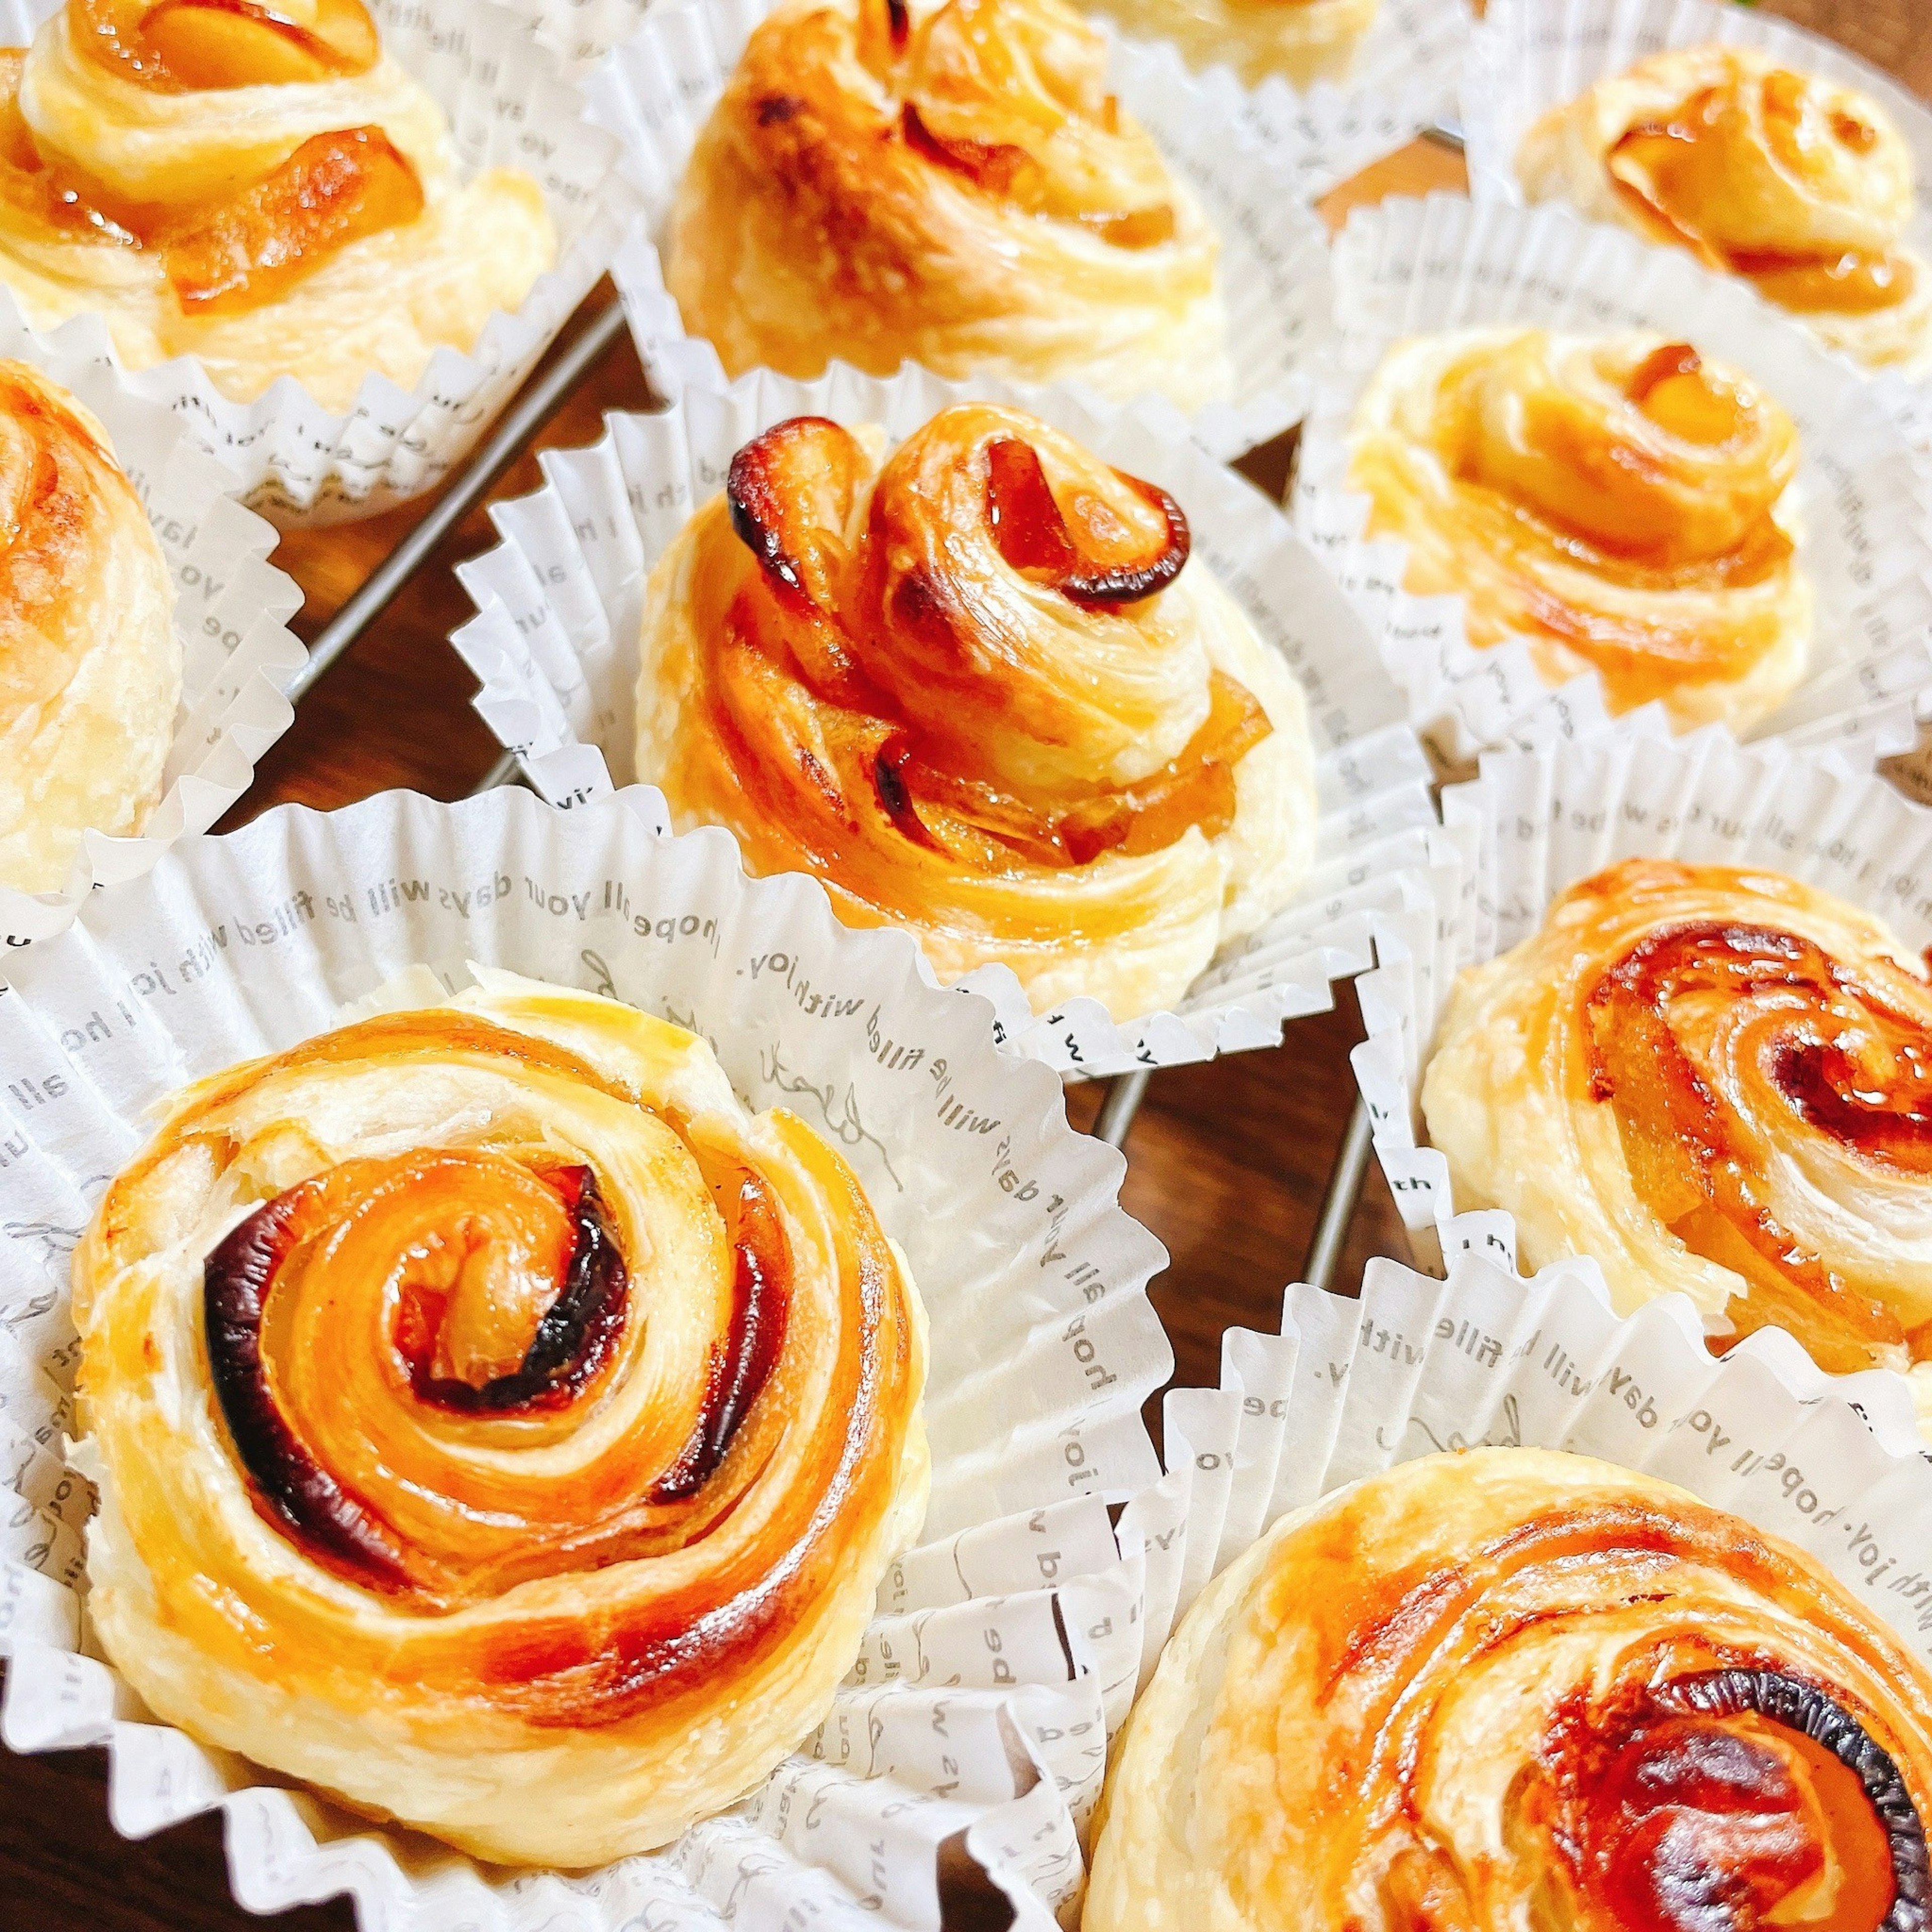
[1424,859,1932,1420]
[1519,46,1932,377]
[1081,0,1378,91]
[73,972,930,1866]
[634,403,1316,1019]
[1348,328,1812,732]
[663,0,1231,409]
[0,1,555,409]
[1088,1447,1932,1932]
[0,356,179,895]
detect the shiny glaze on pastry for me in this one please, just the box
[0,356,178,893]
[0,1,554,407]
[664,0,1231,408]
[1520,46,1932,377]
[1348,328,1811,732]
[73,973,929,1865]
[1081,0,1377,90]
[1424,859,1932,1419]
[633,404,1316,1019]
[1087,1448,1932,1932]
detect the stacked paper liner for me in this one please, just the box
[1462,0,1932,427]
[0,0,642,526]
[1351,722,1932,1278]
[451,363,1460,1077]
[1122,1244,1932,1678]
[0,784,1205,1930]
[0,316,305,949]
[1295,194,1932,767]
[589,0,1338,461]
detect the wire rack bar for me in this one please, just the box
[285,299,630,708]
[1301,1094,1373,1293]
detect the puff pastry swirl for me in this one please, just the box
[1081,0,1377,91]
[1088,1448,1932,1932]
[1424,860,1932,1420]
[73,973,930,1866]
[0,356,179,895]
[0,1,554,409]
[1348,328,1812,732]
[664,0,1231,409]
[634,404,1316,1020]
[1520,46,1932,377]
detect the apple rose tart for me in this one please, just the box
[634,404,1317,1020]
[1082,0,1378,91]
[663,0,1231,410]
[73,973,930,1866]
[1520,46,1932,378]
[1088,1448,1932,1932]
[0,356,179,895]
[1348,328,1812,733]
[1423,859,1932,1415]
[0,1,554,409]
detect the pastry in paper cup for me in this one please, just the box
[0,0,642,526]
[0,312,303,949]
[1089,1244,1932,1931]
[587,0,1339,461]
[1464,0,1932,388]
[0,782,1187,1926]
[1295,194,1932,767]
[452,364,1456,1078]
[1354,723,1932,1435]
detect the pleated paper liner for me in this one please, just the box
[0,314,304,949]
[1295,195,1932,769]
[588,0,1343,462]
[1350,726,1932,1296]
[0,783,1199,1931]
[1118,1241,1932,1685]
[451,362,1458,1078]
[0,0,642,526]
[1461,0,1932,432]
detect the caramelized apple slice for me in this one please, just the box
[984,434,1189,607]
[726,416,871,615]
[137,0,380,90]
[164,125,423,312]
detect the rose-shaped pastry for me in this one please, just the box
[1081,0,1377,90]
[0,1,554,408]
[1520,46,1932,377]
[1423,858,1932,1415]
[634,403,1316,1019]
[73,971,930,1866]
[1088,1447,1932,1932]
[663,0,1231,408]
[1348,328,1812,732]
[0,356,179,894]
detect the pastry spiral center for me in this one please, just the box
[865,0,1177,248]
[1541,1670,1916,1932]
[0,1,424,313]
[708,406,1268,880]
[1585,918,1932,1369]
[1607,68,1916,318]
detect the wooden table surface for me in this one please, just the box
[4,3,1924,1924]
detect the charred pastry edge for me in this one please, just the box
[1661,1668,1931,1932]
[725,416,849,606]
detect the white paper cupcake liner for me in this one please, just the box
[0,782,1199,1930]
[1295,194,1932,768]
[588,0,1336,461]
[450,362,1455,1078]
[1352,723,1932,1284]
[0,0,643,527]
[0,316,305,950]
[1123,1244,1932,1673]
[1461,0,1932,436]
